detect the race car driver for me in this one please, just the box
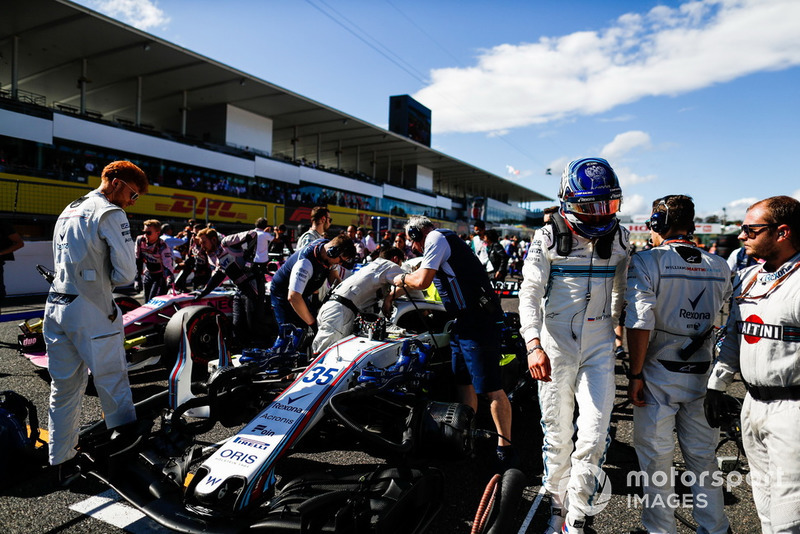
[44,160,148,485]
[134,219,174,301]
[312,246,405,354]
[518,158,630,534]
[626,195,732,534]
[706,195,800,533]
[270,234,356,331]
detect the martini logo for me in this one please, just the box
[738,315,782,344]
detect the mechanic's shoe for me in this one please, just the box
[543,508,564,534]
[495,445,520,472]
[54,456,81,488]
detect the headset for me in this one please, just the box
[407,225,424,243]
[648,198,671,235]
[326,244,341,258]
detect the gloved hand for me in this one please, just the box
[189,290,204,301]
[704,389,726,428]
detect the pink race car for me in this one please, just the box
[18,288,235,373]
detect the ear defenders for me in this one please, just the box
[326,244,341,258]
[648,199,671,234]
[407,225,424,243]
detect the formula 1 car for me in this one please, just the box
[18,287,236,373]
[69,299,529,533]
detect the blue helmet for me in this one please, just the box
[558,158,622,237]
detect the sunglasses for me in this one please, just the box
[740,223,778,239]
[144,230,156,235]
[117,179,139,201]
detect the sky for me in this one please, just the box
[73,0,800,222]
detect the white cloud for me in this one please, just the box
[620,193,647,217]
[723,196,759,220]
[84,0,170,30]
[615,166,657,187]
[414,0,800,133]
[792,189,800,201]
[601,130,652,161]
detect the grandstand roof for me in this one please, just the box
[1,0,550,204]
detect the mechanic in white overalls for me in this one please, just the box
[44,161,148,485]
[519,158,629,534]
[312,246,405,354]
[626,195,732,534]
[706,196,800,533]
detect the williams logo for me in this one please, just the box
[739,315,782,344]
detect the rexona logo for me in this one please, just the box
[233,436,270,450]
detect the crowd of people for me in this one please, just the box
[37,158,800,534]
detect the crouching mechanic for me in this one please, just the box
[312,246,405,354]
[706,196,800,533]
[626,195,732,534]
[270,234,356,331]
[191,227,266,347]
[44,160,148,484]
[392,215,515,471]
[134,219,174,301]
[219,218,274,346]
[518,158,629,534]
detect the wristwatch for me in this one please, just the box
[627,370,644,380]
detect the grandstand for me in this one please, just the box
[1,0,550,239]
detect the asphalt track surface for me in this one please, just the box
[0,291,762,534]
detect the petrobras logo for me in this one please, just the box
[232,436,270,450]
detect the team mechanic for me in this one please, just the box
[191,227,264,347]
[706,195,800,533]
[219,218,274,347]
[392,215,516,472]
[518,158,630,534]
[44,161,148,485]
[626,195,732,534]
[269,234,356,331]
[134,219,174,302]
[312,246,405,354]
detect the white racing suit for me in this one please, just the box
[708,251,800,533]
[626,240,732,534]
[518,223,629,528]
[44,190,137,465]
[312,258,404,353]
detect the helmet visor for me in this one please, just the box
[564,198,620,216]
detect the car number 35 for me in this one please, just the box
[302,366,338,385]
